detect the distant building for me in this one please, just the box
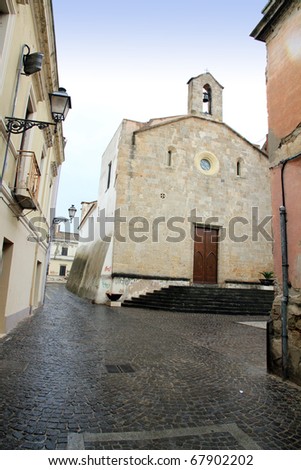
[68,72,273,304]
[0,1,68,333]
[47,228,79,283]
[251,0,301,384]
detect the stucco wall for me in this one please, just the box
[252,0,301,384]
[0,201,46,330]
[265,3,301,156]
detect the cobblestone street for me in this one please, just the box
[0,283,301,450]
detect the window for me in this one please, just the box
[166,147,175,167]
[61,247,68,256]
[195,151,219,176]
[167,150,172,167]
[107,161,112,190]
[236,159,243,177]
[200,158,211,171]
[59,265,67,276]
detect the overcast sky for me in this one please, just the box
[52,0,268,221]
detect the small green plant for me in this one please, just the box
[259,271,274,279]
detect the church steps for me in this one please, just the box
[122,285,274,315]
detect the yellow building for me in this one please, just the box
[47,227,79,283]
[0,1,71,334]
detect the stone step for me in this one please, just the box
[125,299,272,310]
[143,292,273,301]
[122,301,270,315]
[122,285,274,315]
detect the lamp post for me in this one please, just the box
[52,205,77,225]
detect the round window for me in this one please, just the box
[194,151,219,176]
[200,159,211,171]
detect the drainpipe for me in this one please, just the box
[279,204,288,378]
[279,151,301,379]
[0,44,29,189]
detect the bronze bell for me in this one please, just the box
[203,91,210,103]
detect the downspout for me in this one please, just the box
[279,202,288,379]
[279,151,301,379]
[0,44,29,188]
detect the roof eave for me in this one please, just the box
[250,0,292,42]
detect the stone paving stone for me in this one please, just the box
[0,284,301,450]
[85,433,244,451]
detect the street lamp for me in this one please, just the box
[49,88,72,124]
[5,86,72,134]
[68,204,77,221]
[52,204,77,225]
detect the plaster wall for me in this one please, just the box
[265,3,301,156]
[0,201,46,330]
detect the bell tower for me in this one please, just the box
[187,72,223,122]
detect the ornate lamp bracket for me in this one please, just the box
[5,117,56,134]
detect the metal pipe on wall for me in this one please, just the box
[279,151,301,378]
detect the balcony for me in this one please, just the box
[14,150,41,210]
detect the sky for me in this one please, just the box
[52,0,268,221]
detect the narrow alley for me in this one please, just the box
[0,284,301,450]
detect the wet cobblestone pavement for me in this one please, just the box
[1,284,301,450]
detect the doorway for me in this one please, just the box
[193,226,218,284]
[33,260,42,308]
[0,238,14,333]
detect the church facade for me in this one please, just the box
[68,73,273,303]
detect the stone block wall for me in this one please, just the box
[113,116,273,286]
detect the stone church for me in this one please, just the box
[67,72,273,303]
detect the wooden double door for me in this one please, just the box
[193,227,218,284]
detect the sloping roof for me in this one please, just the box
[132,114,267,156]
[187,72,224,89]
[78,200,98,230]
